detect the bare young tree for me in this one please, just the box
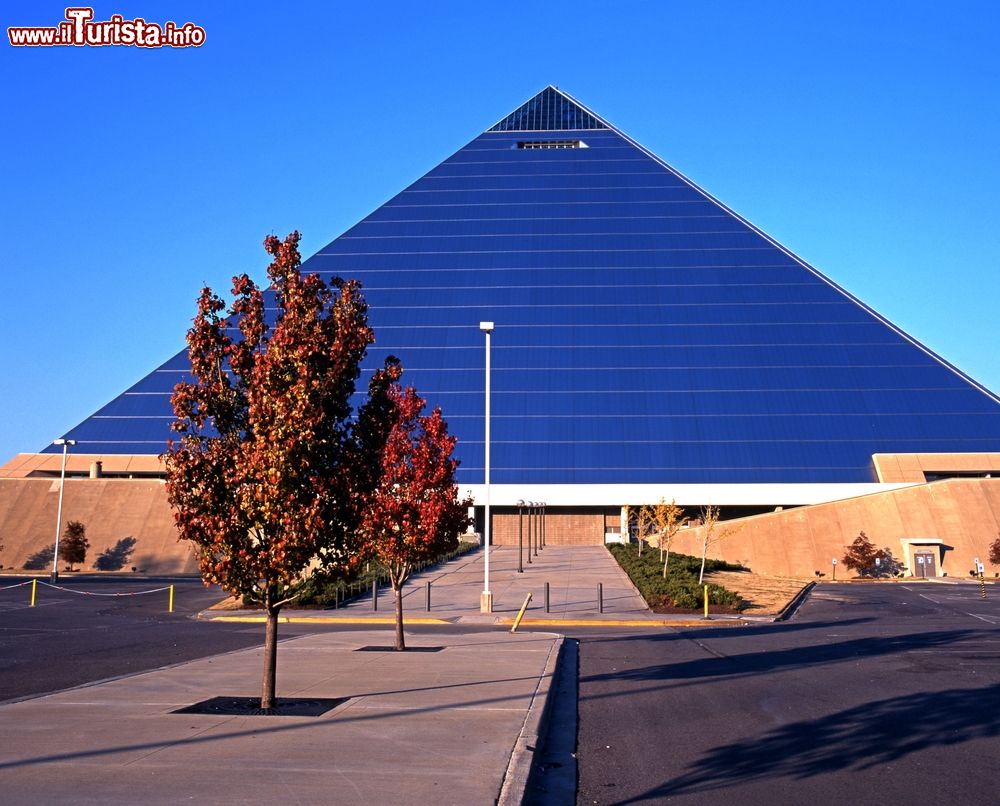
[649,498,684,578]
[630,504,653,557]
[697,505,741,584]
[697,505,719,584]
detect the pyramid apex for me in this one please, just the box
[487,86,608,133]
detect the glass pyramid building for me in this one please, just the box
[45,86,1000,494]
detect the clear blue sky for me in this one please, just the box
[2,1,998,461]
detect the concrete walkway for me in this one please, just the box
[0,546,741,805]
[208,545,728,628]
[0,629,561,805]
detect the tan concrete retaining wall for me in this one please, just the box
[4,475,998,579]
[669,478,1000,579]
[0,478,196,574]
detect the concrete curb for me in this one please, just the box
[200,614,452,625]
[501,617,749,628]
[774,580,816,622]
[497,636,564,806]
[198,611,754,629]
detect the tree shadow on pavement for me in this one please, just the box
[581,629,980,690]
[619,682,1000,802]
[580,617,877,647]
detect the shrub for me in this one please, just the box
[295,539,478,607]
[60,521,89,571]
[608,543,744,610]
[843,532,878,576]
[843,532,906,578]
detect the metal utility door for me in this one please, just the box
[915,551,937,578]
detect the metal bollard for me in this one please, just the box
[426,580,432,612]
[598,582,603,614]
[511,593,533,633]
[372,579,378,611]
[545,581,550,613]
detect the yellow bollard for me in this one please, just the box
[703,584,709,619]
[511,592,533,633]
[30,578,37,607]
[168,584,174,613]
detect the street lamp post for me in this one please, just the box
[533,501,540,557]
[541,502,546,549]
[517,499,525,573]
[526,501,533,565]
[480,321,494,613]
[50,438,77,583]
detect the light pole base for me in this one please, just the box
[480,591,493,613]
[50,571,59,584]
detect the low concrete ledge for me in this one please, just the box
[498,636,564,806]
[774,581,816,622]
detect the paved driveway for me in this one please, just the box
[574,582,1000,805]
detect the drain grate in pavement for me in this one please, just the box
[355,645,444,653]
[173,696,348,717]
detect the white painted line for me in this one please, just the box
[966,613,999,624]
[0,599,69,612]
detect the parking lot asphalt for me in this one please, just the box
[0,544,654,806]
[573,581,1000,806]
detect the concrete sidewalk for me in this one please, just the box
[0,629,562,805]
[0,547,750,804]
[207,545,740,628]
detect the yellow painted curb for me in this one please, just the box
[496,618,749,628]
[206,615,451,625]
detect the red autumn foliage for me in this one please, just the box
[989,533,1000,566]
[163,231,373,708]
[359,381,471,650]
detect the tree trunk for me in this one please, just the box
[393,582,406,651]
[261,602,279,710]
[698,542,708,585]
[662,542,671,578]
[390,563,410,651]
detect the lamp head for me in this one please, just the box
[479,321,494,333]
[53,438,77,447]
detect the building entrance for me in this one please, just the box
[914,551,937,578]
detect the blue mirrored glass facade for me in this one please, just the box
[47,87,1000,484]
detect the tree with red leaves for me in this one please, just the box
[843,532,878,577]
[164,231,373,709]
[359,380,471,651]
[59,521,89,571]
